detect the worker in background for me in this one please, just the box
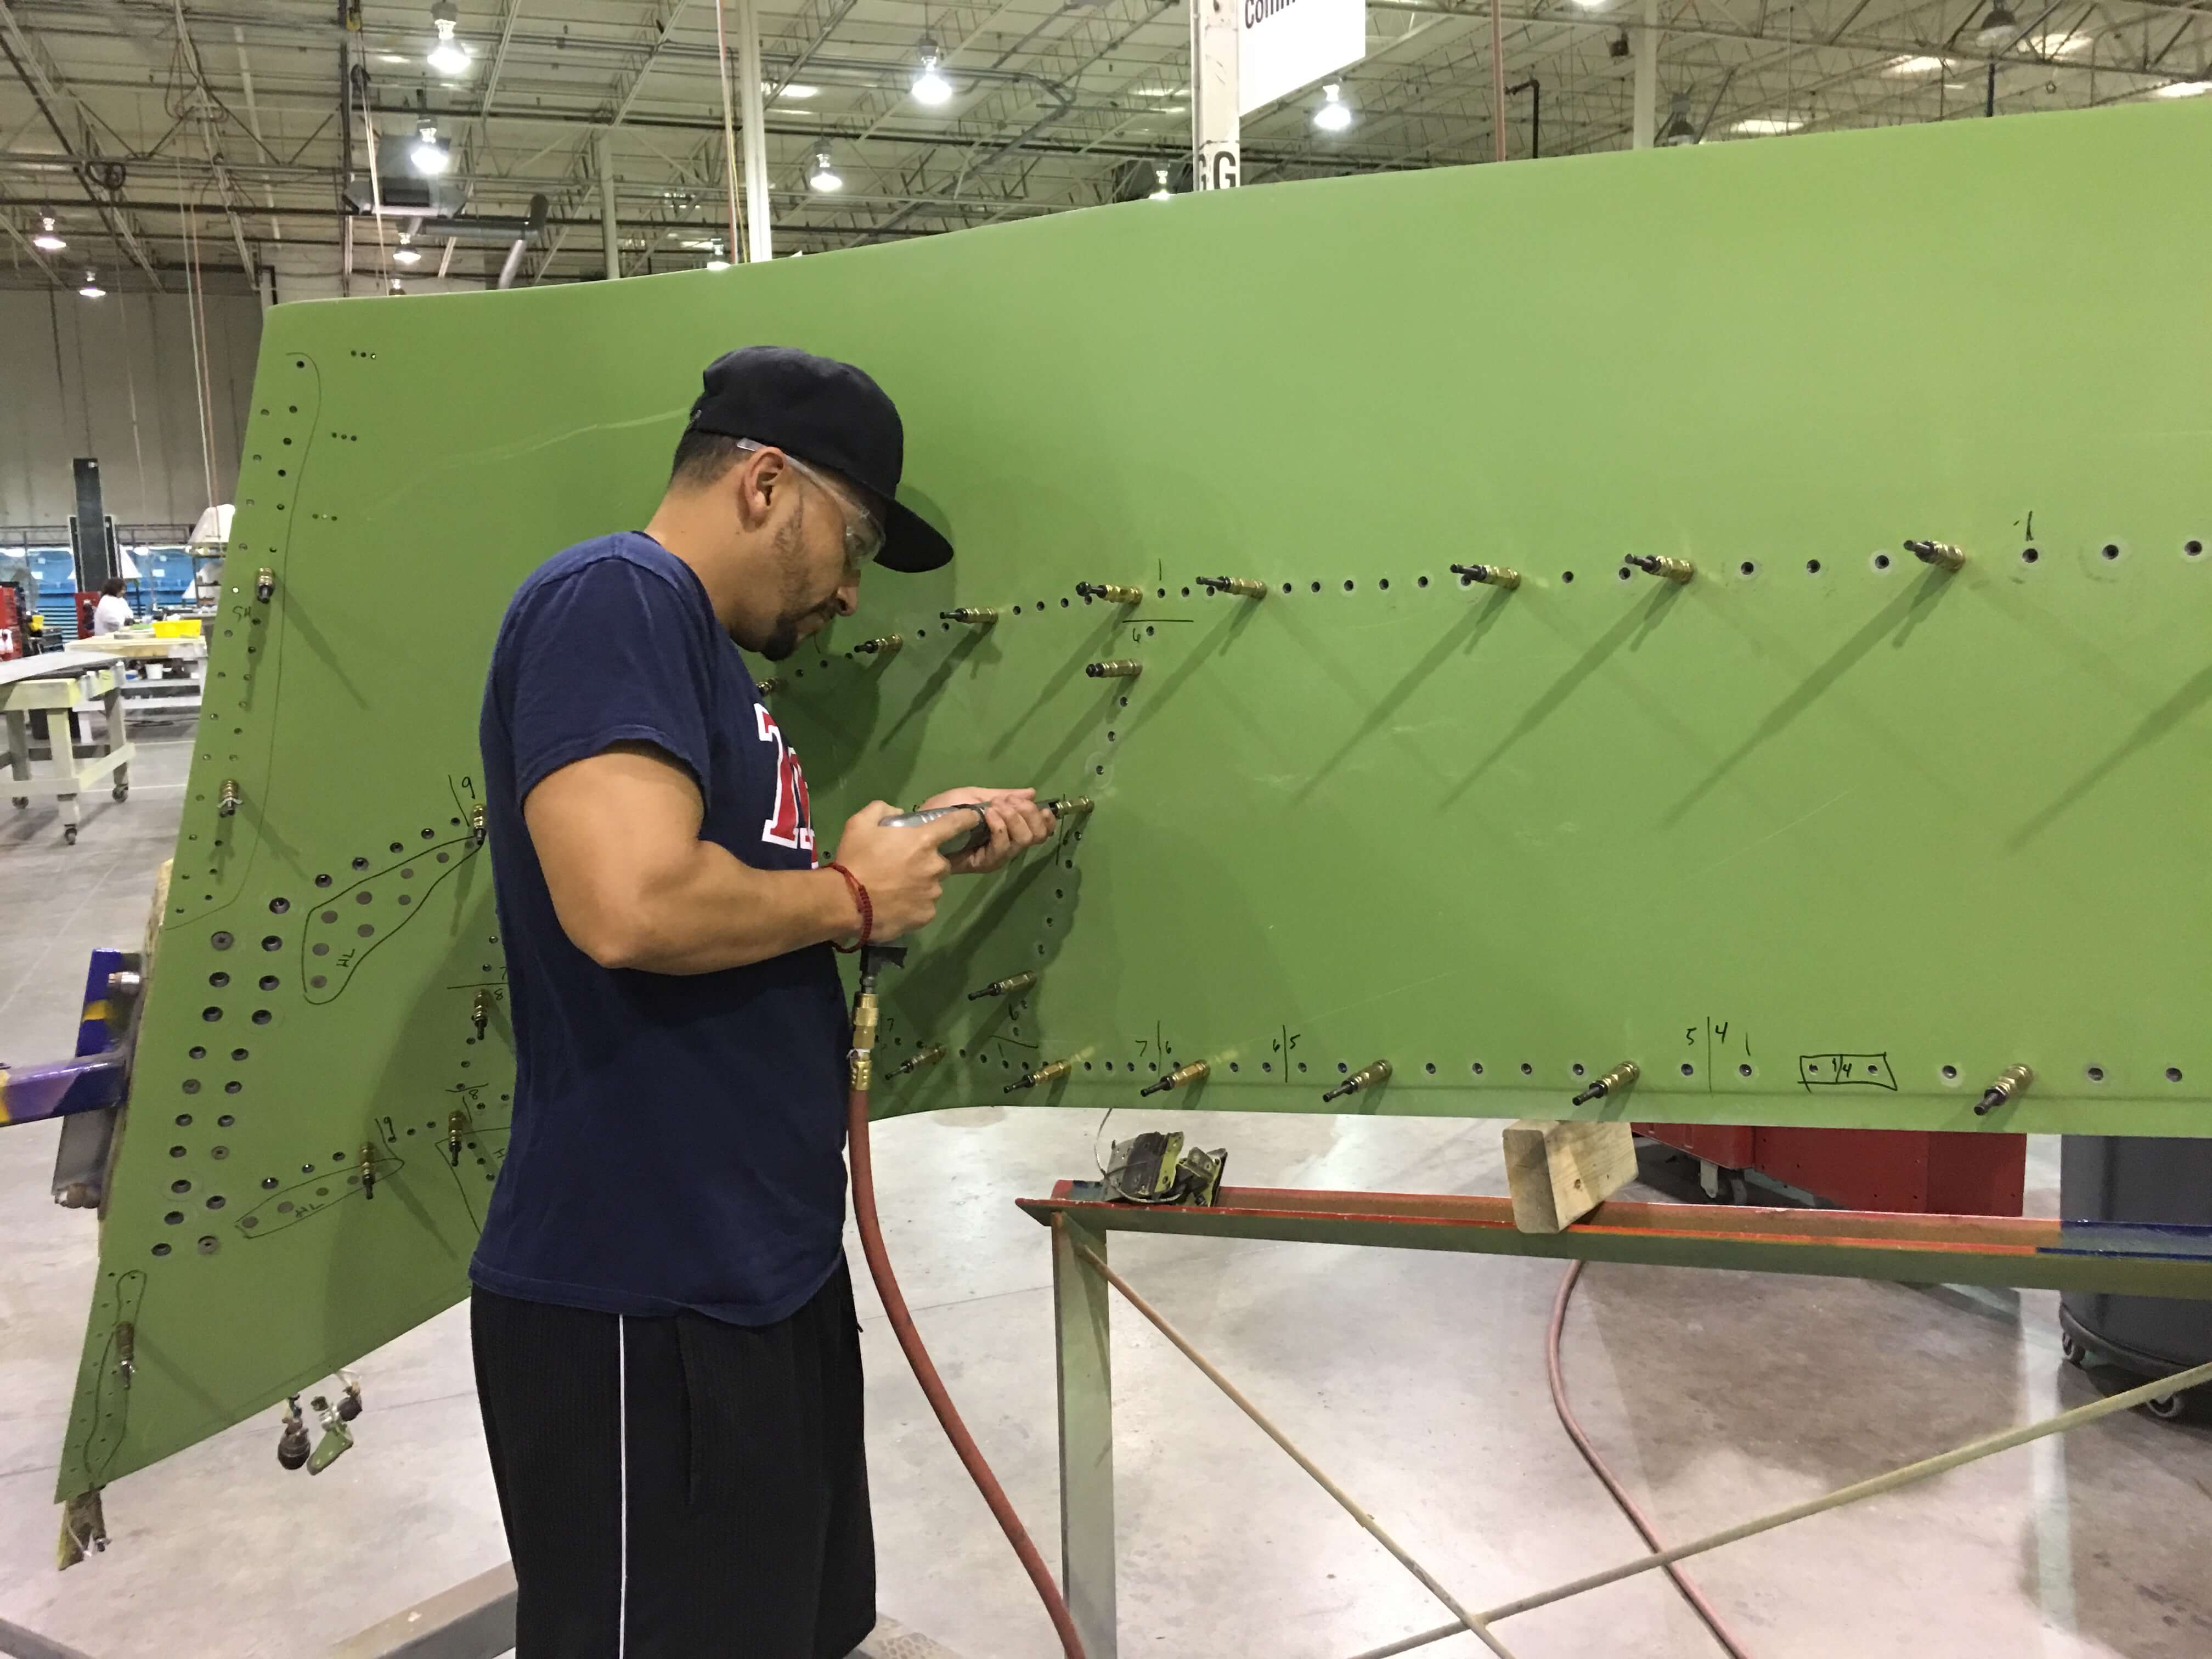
[470,346,1056,1659]
[90,577,132,636]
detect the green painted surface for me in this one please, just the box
[57,100,2212,1504]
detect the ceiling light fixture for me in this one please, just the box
[809,151,843,191]
[705,241,731,271]
[1974,1,2020,49]
[1149,166,1172,201]
[912,42,953,106]
[410,117,451,176]
[427,0,471,77]
[1729,114,1802,135]
[32,214,66,252]
[1658,93,1700,143]
[1885,54,1950,74]
[1313,82,1352,132]
[2037,29,2093,57]
[777,83,820,99]
[78,270,105,300]
[393,235,422,266]
[2152,78,2210,97]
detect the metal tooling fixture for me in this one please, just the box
[46,100,2212,1512]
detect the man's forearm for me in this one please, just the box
[600,843,856,974]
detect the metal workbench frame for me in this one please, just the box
[1017,1181,2212,1658]
[1,653,134,844]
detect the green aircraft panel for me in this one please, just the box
[54,98,2212,1510]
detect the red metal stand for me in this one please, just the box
[1635,1123,2025,1215]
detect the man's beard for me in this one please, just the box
[747,505,839,661]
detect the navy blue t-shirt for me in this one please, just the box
[470,532,850,1325]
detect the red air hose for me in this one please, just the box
[1547,1261,1755,1659]
[847,1083,1088,1658]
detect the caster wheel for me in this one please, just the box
[2143,1391,2187,1423]
[2059,1331,2086,1368]
[112,785,128,802]
[63,825,78,844]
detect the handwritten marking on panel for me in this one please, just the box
[1798,1052,1898,1092]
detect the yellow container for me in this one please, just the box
[153,618,201,637]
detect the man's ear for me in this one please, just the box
[730,447,788,531]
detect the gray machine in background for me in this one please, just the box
[2060,1137,2212,1421]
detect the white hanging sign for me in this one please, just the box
[1239,0,1366,117]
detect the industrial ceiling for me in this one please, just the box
[1,0,2205,292]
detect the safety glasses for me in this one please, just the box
[734,439,884,573]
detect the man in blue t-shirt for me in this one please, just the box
[470,346,1055,1658]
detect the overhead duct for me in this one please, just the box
[497,194,550,290]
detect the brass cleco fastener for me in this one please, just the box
[1624,554,1695,583]
[1449,563,1521,590]
[939,607,999,625]
[1571,1060,1640,1108]
[1196,577,1267,599]
[217,778,240,817]
[1075,583,1144,604]
[469,801,487,847]
[1086,659,1142,679]
[967,970,1037,1002]
[755,677,783,696]
[1321,1059,1393,1103]
[1904,539,1967,572]
[1975,1063,2033,1116]
[254,567,276,603]
[1005,1058,1074,1094]
[855,634,902,658]
[1139,1059,1210,1097]
[888,1043,946,1079]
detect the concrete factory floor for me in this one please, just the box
[4,720,2211,1658]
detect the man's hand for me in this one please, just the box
[832,800,974,940]
[916,786,1057,874]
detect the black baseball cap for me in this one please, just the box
[684,345,952,573]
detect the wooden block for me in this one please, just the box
[1504,1118,1639,1233]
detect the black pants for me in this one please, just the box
[472,1263,876,1658]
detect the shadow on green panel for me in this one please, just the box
[1660,566,1955,828]
[1293,586,1512,804]
[2007,658,2212,851]
[1441,585,1674,808]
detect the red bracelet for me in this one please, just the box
[826,861,872,954]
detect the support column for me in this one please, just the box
[1192,0,1240,190]
[597,130,619,279]
[1632,0,1657,149]
[734,0,773,259]
[1053,1217,1117,1658]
